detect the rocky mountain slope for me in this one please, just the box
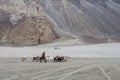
[6,17,56,45]
[0,0,57,46]
[42,0,120,43]
[0,0,120,46]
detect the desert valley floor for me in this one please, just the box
[0,58,120,80]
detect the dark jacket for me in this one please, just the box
[41,52,46,59]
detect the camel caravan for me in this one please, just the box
[21,51,71,63]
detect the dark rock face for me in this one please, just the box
[6,17,56,46]
[113,0,120,4]
[0,11,12,40]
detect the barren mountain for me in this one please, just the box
[0,10,12,40]
[0,0,120,46]
[6,17,56,46]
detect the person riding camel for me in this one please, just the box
[40,51,47,63]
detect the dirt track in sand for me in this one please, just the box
[0,58,120,80]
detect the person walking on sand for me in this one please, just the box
[40,51,47,63]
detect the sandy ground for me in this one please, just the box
[0,43,120,57]
[0,43,120,80]
[0,57,120,80]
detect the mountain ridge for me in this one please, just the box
[0,0,120,46]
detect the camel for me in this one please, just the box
[54,56,70,62]
[21,56,28,62]
[32,56,54,62]
[32,56,41,62]
[46,56,54,62]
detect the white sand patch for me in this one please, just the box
[0,43,120,57]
